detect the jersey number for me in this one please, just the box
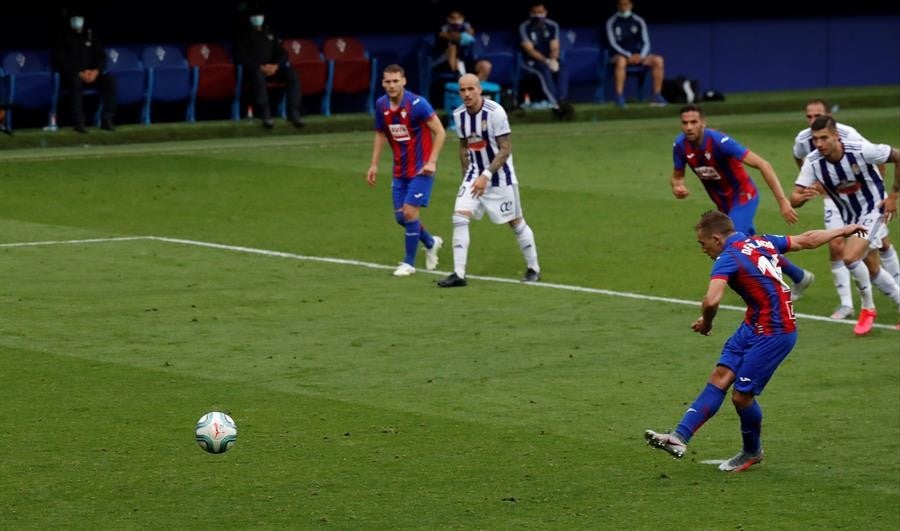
[756,254,795,319]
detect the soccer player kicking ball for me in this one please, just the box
[437,74,541,287]
[645,210,866,472]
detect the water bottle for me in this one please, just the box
[43,113,58,132]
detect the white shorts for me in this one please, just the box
[453,180,523,223]
[858,210,890,250]
[822,198,843,230]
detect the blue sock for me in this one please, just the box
[419,223,434,249]
[781,256,804,283]
[674,383,726,443]
[403,219,421,265]
[737,400,763,454]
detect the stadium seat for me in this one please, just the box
[1,50,55,131]
[187,43,240,121]
[103,47,150,124]
[322,36,377,115]
[563,47,604,103]
[472,32,519,104]
[282,38,333,116]
[141,45,195,123]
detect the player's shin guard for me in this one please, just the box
[452,214,470,278]
[879,245,900,285]
[403,219,421,266]
[394,211,406,226]
[674,383,726,443]
[871,268,900,304]
[737,400,763,454]
[512,220,540,272]
[780,256,805,284]
[831,260,854,309]
[847,260,875,308]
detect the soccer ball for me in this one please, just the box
[195,411,237,454]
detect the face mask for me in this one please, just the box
[250,15,264,28]
[70,16,84,31]
[531,14,546,22]
[448,23,463,31]
[620,10,632,17]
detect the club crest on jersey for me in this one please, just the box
[400,109,408,119]
[850,163,861,176]
[467,134,486,150]
[704,151,712,160]
[388,124,411,142]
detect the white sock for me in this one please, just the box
[847,260,874,309]
[451,214,470,278]
[831,260,854,308]
[879,246,900,285]
[512,220,539,272]
[871,268,900,304]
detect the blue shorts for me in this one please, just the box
[392,175,434,209]
[726,194,759,235]
[718,322,797,395]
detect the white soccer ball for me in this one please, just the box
[195,411,237,454]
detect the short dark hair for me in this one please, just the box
[680,103,704,117]
[695,210,734,236]
[383,64,405,77]
[811,115,837,132]
[806,98,829,109]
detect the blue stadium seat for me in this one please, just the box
[141,45,195,123]
[103,47,150,124]
[473,31,519,103]
[1,50,55,131]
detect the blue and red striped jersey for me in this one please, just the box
[374,90,437,179]
[673,128,758,213]
[711,232,797,335]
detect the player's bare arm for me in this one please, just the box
[789,184,820,207]
[458,138,469,174]
[671,168,689,199]
[877,146,900,221]
[788,224,868,251]
[367,132,387,186]
[692,278,726,335]
[472,134,512,198]
[743,150,798,224]
[421,115,447,176]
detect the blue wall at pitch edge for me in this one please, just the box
[355,15,899,97]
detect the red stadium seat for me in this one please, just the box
[282,38,332,116]
[187,43,240,120]
[322,37,376,114]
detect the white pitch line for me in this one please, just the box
[2,235,896,331]
[0,236,151,248]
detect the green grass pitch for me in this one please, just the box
[1,107,897,529]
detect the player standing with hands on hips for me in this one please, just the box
[367,64,446,277]
[645,210,867,472]
[437,74,542,287]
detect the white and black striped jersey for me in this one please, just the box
[453,98,518,186]
[792,122,864,160]
[796,140,890,224]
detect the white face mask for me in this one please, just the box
[70,16,84,31]
[250,15,264,28]
[620,10,632,17]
